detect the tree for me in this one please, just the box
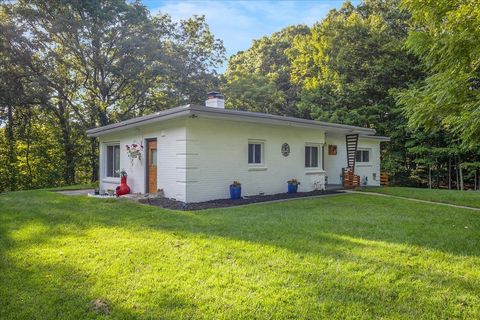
[0,5,44,190]
[12,0,225,184]
[288,0,425,184]
[0,1,225,190]
[224,25,309,115]
[290,0,421,129]
[397,0,480,147]
[223,74,286,113]
[159,15,225,108]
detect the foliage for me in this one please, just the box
[0,0,225,191]
[1,191,480,318]
[230,181,241,187]
[224,25,309,116]
[287,179,300,186]
[2,0,480,191]
[223,73,286,113]
[290,0,421,129]
[125,143,144,165]
[289,0,428,184]
[398,0,480,147]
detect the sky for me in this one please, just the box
[144,0,359,71]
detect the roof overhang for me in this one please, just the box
[86,105,191,137]
[359,134,391,142]
[188,106,376,135]
[86,105,379,137]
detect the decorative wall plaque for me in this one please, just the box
[281,143,290,156]
[328,145,337,155]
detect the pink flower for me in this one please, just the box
[132,144,137,147]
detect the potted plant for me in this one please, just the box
[93,181,100,195]
[287,179,300,193]
[229,181,242,200]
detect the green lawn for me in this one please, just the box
[1,190,480,319]
[359,186,480,208]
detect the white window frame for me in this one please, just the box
[248,140,265,166]
[305,144,321,168]
[355,148,371,164]
[104,142,120,178]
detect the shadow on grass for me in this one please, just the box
[2,189,480,258]
[1,190,480,318]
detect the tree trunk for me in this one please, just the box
[475,168,478,191]
[428,165,432,189]
[478,168,480,191]
[57,101,75,185]
[5,105,17,191]
[455,157,460,190]
[448,157,451,189]
[25,116,33,188]
[458,155,464,190]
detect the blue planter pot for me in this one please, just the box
[288,184,298,193]
[230,186,242,199]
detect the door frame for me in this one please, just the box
[144,138,158,193]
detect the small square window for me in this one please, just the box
[305,146,319,168]
[248,142,263,164]
[355,150,370,163]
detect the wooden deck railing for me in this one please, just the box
[380,172,389,186]
[342,167,360,189]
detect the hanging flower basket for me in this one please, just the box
[126,142,143,166]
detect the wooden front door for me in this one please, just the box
[147,140,157,193]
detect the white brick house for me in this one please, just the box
[86,94,389,203]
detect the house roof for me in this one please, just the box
[86,104,386,138]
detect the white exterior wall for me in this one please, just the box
[324,134,348,185]
[324,134,381,186]
[97,117,383,203]
[98,120,188,201]
[355,138,381,187]
[184,118,326,203]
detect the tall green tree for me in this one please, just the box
[13,0,225,183]
[290,0,421,130]
[224,25,309,115]
[397,0,480,147]
[0,6,46,190]
[1,1,224,190]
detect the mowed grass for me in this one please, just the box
[359,186,480,208]
[1,191,480,319]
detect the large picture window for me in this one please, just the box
[248,142,263,164]
[305,146,319,168]
[106,144,120,177]
[355,150,370,163]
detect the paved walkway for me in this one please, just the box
[348,190,480,211]
[56,189,94,196]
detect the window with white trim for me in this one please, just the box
[248,142,263,164]
[355,149,370,163]
[106,144,120,177]
[305,145,319,168]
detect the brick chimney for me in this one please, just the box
[205,91,225,109]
